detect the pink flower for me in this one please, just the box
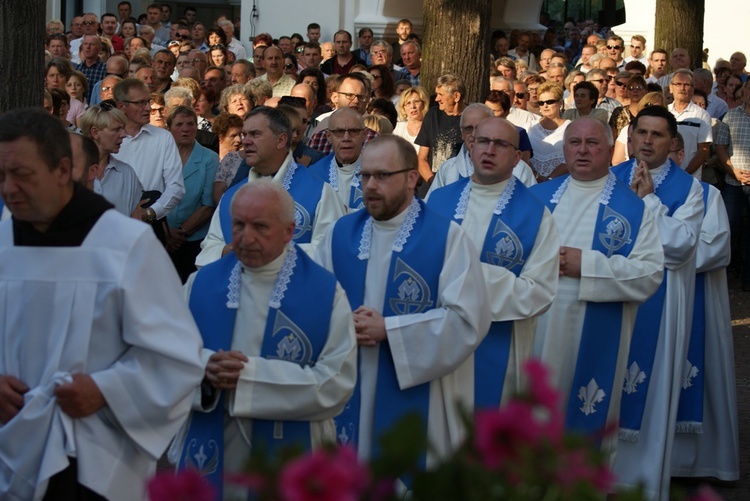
[474,403,541,469]
[279,446,370,501]
[147,469,215,501]
[686,485,725,501]
[523,359,561,411]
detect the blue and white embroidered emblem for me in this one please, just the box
[623,361,647,394]
[293,202,312,240]
[184,439,220,477]
[578,378,606,415]
[598,205,632,257]
[485,218,525,269]
[682,359,699,389]
[389,257,434,315]
[269,310,313,366]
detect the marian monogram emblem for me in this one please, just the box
[268,310,313,366]
[682,359,700,389]
[623,361,647,394]
[293,202,312,241]
[485,219,525,271]
[598,205,632,257]
[389,258,433,315]
[350,183,364,209]
[184,439,220,477]
[578,378,606,415]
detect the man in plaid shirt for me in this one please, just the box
[75,35,107,103]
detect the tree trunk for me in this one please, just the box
[654,0,705,70]
[421,0,492,102]
[0,0,46,112]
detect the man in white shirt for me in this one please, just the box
[113,78,185,226]
[668,69,713,178]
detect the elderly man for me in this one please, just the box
[398,40,421,86]
[694,68,728,119]
[0,109,203,500]
[218,19,247,61]
[308,108,367,211]
[729,51,747,82]
[175,180,356,497]
[668,69,713,177]
[531,117,663,459]
[321,30,366,75]
[231,60,255,85]
[657,47,691,89]
[586,68,618,120]
[196,107,343,266]
[259,46,296,97]
[428,117,558,407]
[610,106,703,500]
[90,55,128,105]
[416,74,467,182]
[427,104,535,195]
[490,76,539,132]
[70,12,99,64]
[114,78,185,225]
[74,35,106,102]
[315,135,491,478]
[371,39,403,82]
[538,48,555,74]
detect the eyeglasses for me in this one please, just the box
[628,85,645,92]
[356,168,413,183]
[473,136,519,150]
[606,45,622,50]
[329,128,364,138]
[82,20,97,26]
[336,91,369,102]
[101,86,115,92]
[176,33,190,40]
[538,99,560,106]
[589,78,607,85]
[122,99,150,107]
[515,92,526,99]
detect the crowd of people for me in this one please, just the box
[0,2,746,499]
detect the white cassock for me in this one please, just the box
[195,153,344,266]
[533,175,664,458]
[315,205,492,466]
[459,180,559,400]
[613,165,704,501]
[425,145,536,198]
[0,211,204,501]
[182,247,357,479]
[671,185,739,480]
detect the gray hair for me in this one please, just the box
[232,178,295,224]
[460,103,492,127]
[220,84,255,113]
[164,86,194,111]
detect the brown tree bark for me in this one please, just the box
[654,0,705,70]
[0,0,46,112]
[421,0,492,102]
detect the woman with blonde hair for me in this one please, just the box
[528,82,570,181]
[392,86,429,152]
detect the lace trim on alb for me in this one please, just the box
[550,177,571,205]
[328,156,339,192]
[357,198,420,260]
[453,177,517,220]
[269,244,297,309]
[281,161,297,191]
[600,172,615,205]
[226,262,242,308]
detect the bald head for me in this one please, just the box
[471,117,521,185]
[290,83,316,117]
[328,107,365,165]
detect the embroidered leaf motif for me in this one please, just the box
[623,361,646,395]
[578,378,606,415]
[682,359,700,389]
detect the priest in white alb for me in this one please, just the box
[611,106,704,501]
[427,117,558,406]
[174,181,357,498]
[315,135,491,480]
[531,117,664,460]
[0,109,205,501]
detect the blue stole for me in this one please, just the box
[531,173,644,440]
[611,159,694,439]
[427,176,544,408]
[308,153,364,210]
[676,182,711,433]
[219,161,324,244]
[330,200,449,472]
[177,247,336,496]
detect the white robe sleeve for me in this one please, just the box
[89,228,204,459]
[228,284,357,421]
[384,222,491,390]
[696,186,731,273]
[483,208,558,321]
[641,177,704,269]
[579,204,665,303]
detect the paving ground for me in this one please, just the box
[671,274,749,500]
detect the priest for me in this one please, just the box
[427,117,558,407]
[0,108,204,501]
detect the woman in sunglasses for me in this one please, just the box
[608,75,648,139]
[528,82,570,182]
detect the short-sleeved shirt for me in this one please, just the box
[717,106,750,185]
[414,107,463,173]
[669,101,713,175]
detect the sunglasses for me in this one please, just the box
[615,81,629,87]
[515,92,526,99]
[82,20,97,26]
[176,33,190,40]
[539,99,559,106]
[606,45,622,50]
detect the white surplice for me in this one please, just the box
[315,205,492,466]
[671,185,739,480]
[533,175,664,458]
[459,179,559,401]
[183,247,357,476]
[0,211,204,501]
[196,153,344,267]
[613,164,704,501]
